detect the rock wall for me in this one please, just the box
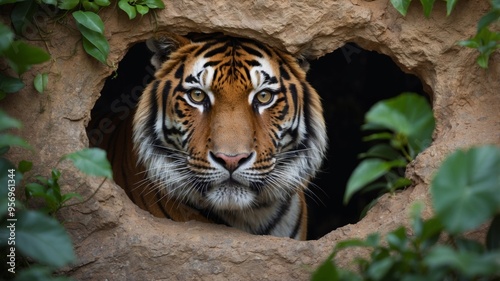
[3,0,500,280]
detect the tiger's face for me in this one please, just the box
[133,34,327,213]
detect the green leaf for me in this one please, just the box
[135,4,149,15]
[94,0,111,6]
[58,0,80,10]
[118,0,137,19]
[344,159,392,204]
[386,226,407,251]
[389,177,412,191]
[446,0,458,16]
[73,13,109,64]
[420,0,435,17]
[362,132,393,142]
[359,143,402,160]
[365,93,434,156]
[34,73,49,94]
[425,246,500,277]
[142,0,165,8]
[477,10,500,32]
[366,257,394,281]
[431,146,500,235]
[486,214,500,251]
[62,148,112,179]
[41,0,57,5]
[13,210,76,267]
[72,11,105,33]
[390,0,412,16]
[61,192,83,204]
[10,0,37,34]
[82,0,100,12]
[0,73,25,95]
[0,133,32,149]
[311,258,339,281]
[18,160,32,173]
[0,110,22,131]
[2,41,51,75]
[82,36,109,64]
[0,23,14,52]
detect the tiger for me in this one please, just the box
[92,33,327,240]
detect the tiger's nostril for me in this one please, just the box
[210,152,252,173]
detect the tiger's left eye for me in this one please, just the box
[254,91,273,105]
[188,89,207,104]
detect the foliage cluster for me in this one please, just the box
[390,0,500,68]
[0,109,112,280]
[344,93,434,208]
[313,145,500,281]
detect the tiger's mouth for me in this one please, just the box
[204,179,257,211]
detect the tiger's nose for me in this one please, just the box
[210,152,252,173]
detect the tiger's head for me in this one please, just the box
[133,33,327,213]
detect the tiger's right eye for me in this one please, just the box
[188,89,207,104]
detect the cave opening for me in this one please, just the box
[87,40,427,240]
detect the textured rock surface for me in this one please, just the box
[3,0,500,280]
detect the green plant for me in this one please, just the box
[118,0,165,20]
[343,93,435,206]
[312,145,500,281]
[0,111,112,279]
[390,0,500,68]
[2,0,164,67]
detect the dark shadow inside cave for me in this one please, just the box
[305,43,426,239]
[87,41,427,240]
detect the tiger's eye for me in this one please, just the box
[255,91,273,105]
[188,89,206,104]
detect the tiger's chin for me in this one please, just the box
[203,181,256,211]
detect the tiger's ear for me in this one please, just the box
[295,54,310,73]
[146,33,191,70]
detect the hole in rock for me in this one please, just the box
[306,43,428,240]
[86,41,428,240]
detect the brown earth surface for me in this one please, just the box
[2,0,500,280]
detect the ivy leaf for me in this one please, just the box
[390,0,412,16]
[58,0,80,10]
[0,110,22,131]
[94,0,111,6]
[2,41,51,75]
[0,23,14,52]
[81,36,109,64]
[0,74,25,97]
[34,73,49,94]
[10,0,37,34]
[420,0,435,18]
[72,10,105,33]
[446,0,458,16]
[62,148,112,179]
[73,11,109,64]
[118,0,137,19]
[13,210,76,267]
[477,10,500,31]
[142,0,165,9]
[18,160,33,174]
[135,4,149,16]
[431,146,500,235]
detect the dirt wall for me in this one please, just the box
[2,0,500,280]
